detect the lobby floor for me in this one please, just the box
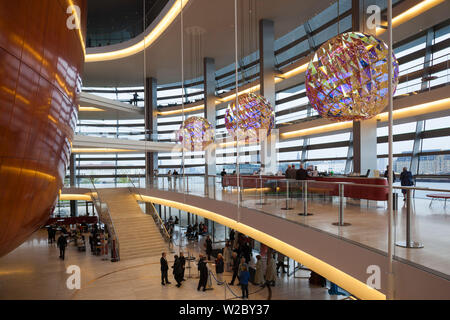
[0,230,340,300]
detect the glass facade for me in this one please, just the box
[71,5,450,186]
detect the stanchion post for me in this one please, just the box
[395,188,423,248]
[333,183,350,226]
[299,180,313,216]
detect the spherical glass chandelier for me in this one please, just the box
[305,32,399,121]
[176,116,215,151]
[224,92,275,141]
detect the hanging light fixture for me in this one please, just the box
[224,92,275,142]
[305,32,399,122]
[176,116,215,151]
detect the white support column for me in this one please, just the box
[259,19,278,174]
[352,0,378,176]
[204,57,216,180]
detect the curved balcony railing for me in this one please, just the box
[139,174,450,280]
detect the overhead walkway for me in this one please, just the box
[97,188,168,260]
[73,135,181,153]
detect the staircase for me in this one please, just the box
[97,188,167,260]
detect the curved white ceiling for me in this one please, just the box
[82,0,331,87]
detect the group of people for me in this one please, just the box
[285,164,318,180]
[46,223,110,261]
[160,251,210,291]
[385,165,415,201]
[185,222,208,240]
[159,227,289,299]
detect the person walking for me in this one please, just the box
[205,235,213,261]
[215,253,225,284]
[229,252,240,285]
[57,233,67,260]
[265,254,277,286]
[254,255,264,286]
[160,252,171,285]
[400,167,414,202]
[197,256,208,291]
[239,265,250,299]
[172,255,183,287]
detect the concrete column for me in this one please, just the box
[69,153,77,217]
[203,58,216,179]
[259,19,278,174]
[145,77,158,185]
[145,77,158,214]
[353,118,378,175]
[351,0,378,176]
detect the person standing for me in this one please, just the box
[265,254,277,286]
[254,255,264,286]
[223,241,232,272]
[296,164,308,181]
[160,252,171,285]
[57,233,67,260]
[276,252,287,274]
[179,252,186,281]
[237,256,247,286]
[229,252,240,285]
[197,256,208,291]
[167,170,172,189]
[205,235,213,261]
[400,167,414,202]
[172,255,183,287]
[239,265,250,299]
[285,165,292,177]
[243,242,251,263]
[47,225,53,244]
[384,165,396,182]
[221,168,227,187]
[215,253,225,284]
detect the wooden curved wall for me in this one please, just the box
[0,0,86,257]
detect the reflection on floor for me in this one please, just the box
[0,230,342,300]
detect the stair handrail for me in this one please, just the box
[126,176,173,251]
[88,177,120,261]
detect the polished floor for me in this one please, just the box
[153,179,450,278]
[0,230,341,300]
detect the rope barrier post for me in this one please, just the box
[299,180,313,216]
[281,180,293,210]
[333,183,350,226]
[395,189,423,248]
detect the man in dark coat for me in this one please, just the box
[228,252,240,285]
[205,235,213,260]
[47,225,53,244]
[172,255,183,287]
[179,252,186,281]
[296,164,308,180]
[57,233,67,260]
[160,252,171,285]
[400,167,414,201]
[197,256,208,291]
